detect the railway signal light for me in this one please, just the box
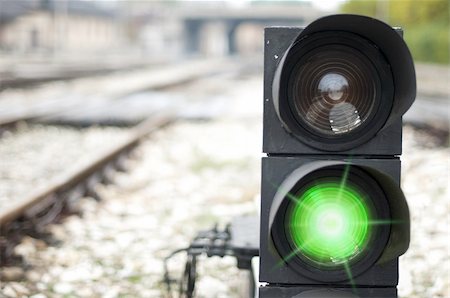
[260,15,416,298]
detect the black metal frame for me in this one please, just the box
[260,156,406,289]
[260,15,415,297]
[163,220,259,298]
[271,166,391,282]
[259,285,397,298]
[263,26,405,155]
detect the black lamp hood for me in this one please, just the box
[280,14,417,128]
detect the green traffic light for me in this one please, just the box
[287,181,371,268]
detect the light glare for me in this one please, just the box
[287,181,371,267]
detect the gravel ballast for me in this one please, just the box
[0,125,129,209]
[1,74,449,297]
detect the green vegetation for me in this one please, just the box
[340,0,449,64]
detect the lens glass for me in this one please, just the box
[286,179,372,268]
[289,47,377,136]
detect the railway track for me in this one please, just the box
[0,58,238,134]
[0,60,447,265]
[0,58,244,266]
[0,113,175,265]
[0,58,167,92]
[0,65,447,297]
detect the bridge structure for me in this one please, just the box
[174,4,323,55]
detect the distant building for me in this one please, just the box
[0,0,323,58]
[0,0,124,55]
[129,1,322,58]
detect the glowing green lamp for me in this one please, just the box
[287,181,372,268]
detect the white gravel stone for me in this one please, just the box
[1,285,18,298]
[29,294,47,298]
[52,282,73,295]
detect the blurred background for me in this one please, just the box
[0,0,448,298]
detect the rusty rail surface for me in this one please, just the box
[0,113,175,264]
[0,113,173,227]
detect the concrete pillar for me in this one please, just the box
[227,22,239,55]
[184,19,202,55]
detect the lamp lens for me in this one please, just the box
[286,179,372,268]
[290,47,377,136]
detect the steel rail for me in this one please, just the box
[0,113,174,227]
[0,58,232,133]
[0,59,166,91]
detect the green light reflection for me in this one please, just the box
[287,181,370,267]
